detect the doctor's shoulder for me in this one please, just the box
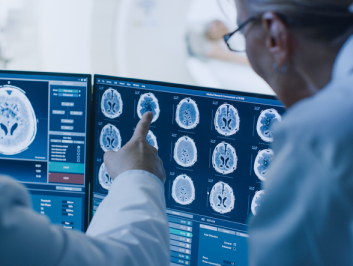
[274,77,353,178]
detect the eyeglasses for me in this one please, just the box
[224,16,259,52]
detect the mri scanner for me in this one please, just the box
[2,0,274,95]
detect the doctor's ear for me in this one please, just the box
[261,11,291,69]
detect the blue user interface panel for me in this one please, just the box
[92,75,285,266]
[0,71,90,232]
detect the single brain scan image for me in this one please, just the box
[99,124,122,152]
[256,109,282,142]
[146,130,158,150]
[137,92,160,123]
[212,142,237,175]
[101,88,123,119]
[214,104,240,136]
[254,149,274,182]
[210,181,235,214]
[172,174,195,205]
[173,136,197,167]
[0,85,37,155]
[98,163,112,190]
[175,98,200,129]
[251,190,265,216]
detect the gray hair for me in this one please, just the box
[243,0,353,43]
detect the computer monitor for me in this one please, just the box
[91,75,285,266]
[0,70,92,232]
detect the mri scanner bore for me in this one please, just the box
[173,136,197,167]
[0,85,37,155]
[210,181,235,214]
[175,97,200,129]
[251,190,265,216]
[101,88,123,119]
[137,92,160,123]
[214,103,240,136]
[172,174,196,205]
[212,142,237,175]
[98,162,113,190]
[146,130,158,150]
[99,124,122,152]
[256,109,282,142]
[254,149,274,182]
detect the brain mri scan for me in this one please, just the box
[99,124,122,152]
[254,149,274,182]
[256,109,282,142]
[210,181,235,214]
[0,85,37,155]
[173,136,197,167]
[251,190,265,216]
[137,92,160,123]
[146,130,158,150]
[212,142,237,175]
[214,104,240,136]
[172,174,195,205]
[101,88,123,119]
[98,162,113,190]
[175,98,200,129]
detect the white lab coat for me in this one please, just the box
[0,170,170,266]
[248,35,353,265]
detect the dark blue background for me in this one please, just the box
[30,191,85,231]
[92,81,285,225]
[0,159,47,183]
[0,79,48,161]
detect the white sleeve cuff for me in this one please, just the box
[109,170,164,192]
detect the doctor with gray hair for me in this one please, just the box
[225,0,353,265]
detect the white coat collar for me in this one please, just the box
[332,35,353,80]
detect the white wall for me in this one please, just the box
[36,0,94,73]
[115,0,195,84]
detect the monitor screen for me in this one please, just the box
[91,75,285,266]
[0,71,91,232]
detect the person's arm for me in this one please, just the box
[86,169,169,266]
[0,173,169,266]
[0,112,170,266]
[0,175,65,266]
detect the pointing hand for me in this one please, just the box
[104,112,166,183]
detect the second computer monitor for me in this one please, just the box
[0,71,91,231]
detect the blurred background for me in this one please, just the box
[0,0,274,95]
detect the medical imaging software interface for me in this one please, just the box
[92,76,285,266]
[0,72,89,231]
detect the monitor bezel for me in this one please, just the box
[0,70,92,231]
[90,74,283,221]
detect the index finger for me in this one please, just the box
[132,112,153,140]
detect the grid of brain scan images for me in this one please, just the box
[92,77,285,227]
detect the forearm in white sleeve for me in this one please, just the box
[0,171,169,266]
[86,170,170,266]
